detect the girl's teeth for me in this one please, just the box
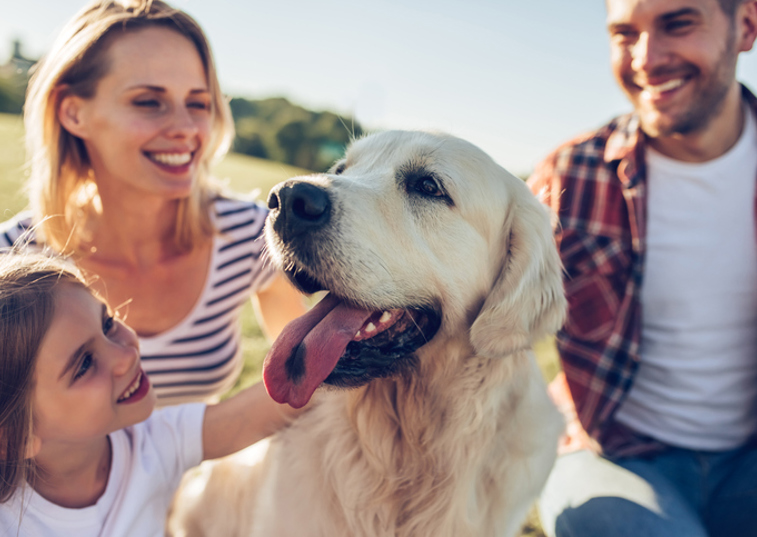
[119,374,141,401]
[149,152,191,166]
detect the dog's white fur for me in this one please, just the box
[169,131,566,537]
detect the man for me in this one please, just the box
[528,0,757,535]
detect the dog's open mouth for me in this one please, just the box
[262,271,441,408]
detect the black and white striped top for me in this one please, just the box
[0,197,277,405]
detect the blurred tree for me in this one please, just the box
[230,96,363,171]
[0,39,33,114]
[0,78,24,114]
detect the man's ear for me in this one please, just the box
[57,89,89,139]
[736,0,757,53]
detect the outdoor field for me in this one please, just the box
[0,111,557,536]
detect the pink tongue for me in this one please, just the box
[263,293,373,408]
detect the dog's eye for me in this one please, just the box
[417,176,443,197]
[333,162,347,175]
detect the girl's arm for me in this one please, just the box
[201,381,307,460]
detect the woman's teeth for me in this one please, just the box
[148,152,192,166]
[118,373,142,402]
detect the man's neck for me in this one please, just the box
[647,84,745,163]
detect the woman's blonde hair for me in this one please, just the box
[0,251,89,503]
[24,0,234,254]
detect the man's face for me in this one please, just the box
[606,0,740,137]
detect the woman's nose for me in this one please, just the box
[165,104,200,138]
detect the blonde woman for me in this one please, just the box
[0,0,306,405]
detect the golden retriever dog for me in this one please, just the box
[169,130,566,537]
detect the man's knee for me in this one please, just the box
[539,450,708,537]
[551,496,707,537]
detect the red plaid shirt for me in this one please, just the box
[528,85,757,458]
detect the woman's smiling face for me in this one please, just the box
[59,26,213,201]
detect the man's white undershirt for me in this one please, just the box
[615,106,757,451]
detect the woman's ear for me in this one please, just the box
[25,434,41,460]
[57,89,88,139]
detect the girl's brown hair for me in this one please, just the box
[24,0,234,254]
[0,252,88,502]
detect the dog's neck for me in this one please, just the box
[335,336,532,535]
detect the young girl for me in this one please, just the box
[0,252,303,536]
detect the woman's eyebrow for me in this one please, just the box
[125,84,210,94]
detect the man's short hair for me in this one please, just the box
[717,0,747,17]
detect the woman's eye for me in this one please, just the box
[74,353,93,380]
[188,101,210,111]
[417,176,442,197]
[134,99,160,108]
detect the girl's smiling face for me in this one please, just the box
[32,283,155,447]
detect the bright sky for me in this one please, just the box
[2,0,756,175]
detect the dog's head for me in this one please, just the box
[263,130,566,407]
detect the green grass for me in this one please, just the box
[0,112,554,536]
[0,113,27,216]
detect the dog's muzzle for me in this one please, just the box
[268,180,331,244]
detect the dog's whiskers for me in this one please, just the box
[260,242,272,264]
[405,308,431,344]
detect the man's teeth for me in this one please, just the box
[119,374,142,401]
[149,152,192,166]
[644,78,684,94]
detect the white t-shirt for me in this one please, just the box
[615,106,757,450]
[0,403,205,537]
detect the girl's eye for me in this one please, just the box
[74,353,93,380]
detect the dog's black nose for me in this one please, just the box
[268,181,331,241]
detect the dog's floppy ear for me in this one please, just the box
[470,190,566,357]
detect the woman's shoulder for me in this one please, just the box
[0,211,36,249]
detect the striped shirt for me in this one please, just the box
[0,196,277,405]
[527,85,757,457]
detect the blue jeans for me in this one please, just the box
[538,444,757,537]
